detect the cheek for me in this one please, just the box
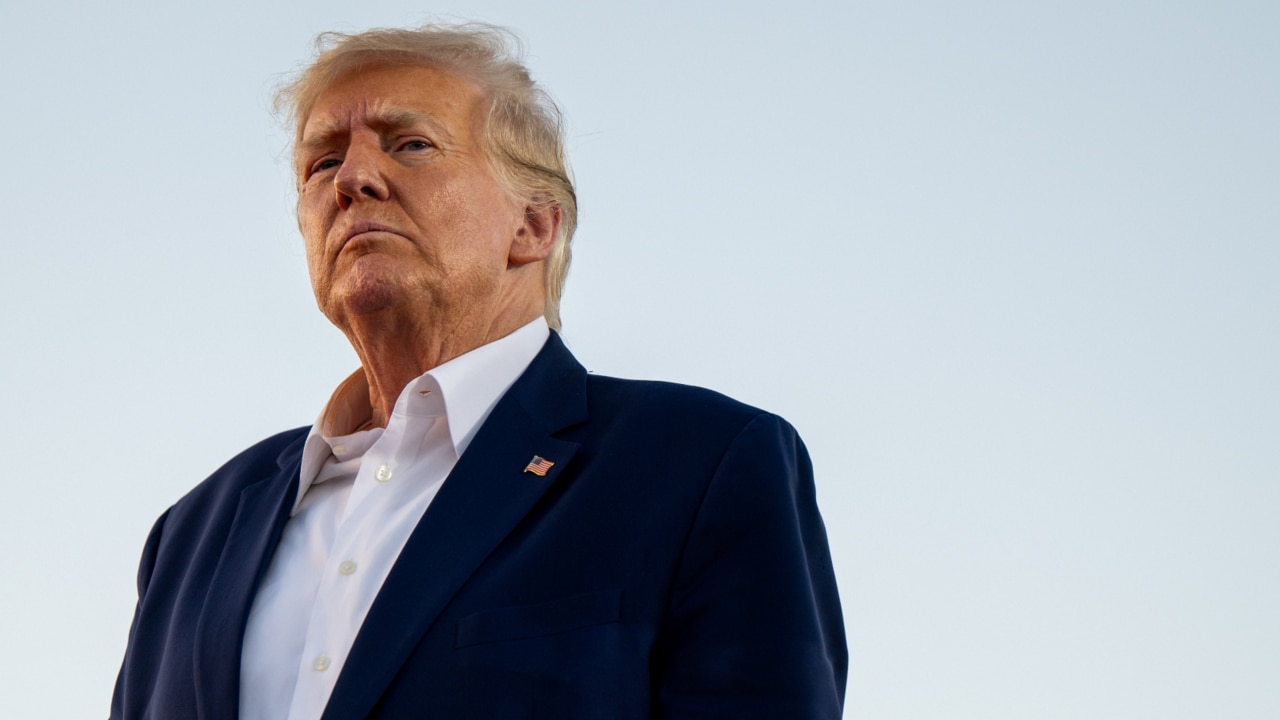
[448,183,523,252]
[297,196,331,270]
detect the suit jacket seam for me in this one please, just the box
[657,410,774,638]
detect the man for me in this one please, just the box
[112,22,846,720]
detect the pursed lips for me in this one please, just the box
[339,220,403,251]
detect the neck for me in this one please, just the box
[339,306,541,428]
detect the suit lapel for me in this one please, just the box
[192,435,304,720]
[321,332,588,720]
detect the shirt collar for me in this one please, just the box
[426,318,550,457]
[297,318,550,509]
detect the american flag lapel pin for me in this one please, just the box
[523,455,555,476]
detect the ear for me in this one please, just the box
[509,203,561,266]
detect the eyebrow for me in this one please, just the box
[297,106,455,157]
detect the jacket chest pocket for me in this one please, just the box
[454,588,622,648]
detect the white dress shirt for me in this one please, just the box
[239,318,550,720]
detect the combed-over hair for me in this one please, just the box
[275,22,578,330]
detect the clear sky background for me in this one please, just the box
[1,0,1276,717]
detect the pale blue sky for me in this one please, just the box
[1,1,1277,717]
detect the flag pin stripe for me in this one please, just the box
[523,455,555,476]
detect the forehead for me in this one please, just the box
[300,63,487,144]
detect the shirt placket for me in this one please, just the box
[286,422,403,720]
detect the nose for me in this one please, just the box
[333,138,390,209]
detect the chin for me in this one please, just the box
[325,264,417,319]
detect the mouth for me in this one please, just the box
[342,220,401,247]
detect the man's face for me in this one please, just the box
[296,63,534,332]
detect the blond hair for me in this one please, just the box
[275,22,578,330]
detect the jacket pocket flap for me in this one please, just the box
[455,589,622,648]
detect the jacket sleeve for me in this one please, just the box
[653,413,847,718]
[110,508,171,720]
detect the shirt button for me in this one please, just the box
[313,655,331,672]
[338,561,357,576]
[332,444,347,455]
[375,464,392,483]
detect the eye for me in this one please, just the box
[397,139,433,152]
[298,155,340,181]
[302,156,342,181]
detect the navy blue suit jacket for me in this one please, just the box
[111,333,846,719]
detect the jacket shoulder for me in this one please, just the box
[165,426,308,521]
[580,374,797,459]
[585,374,773,424]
